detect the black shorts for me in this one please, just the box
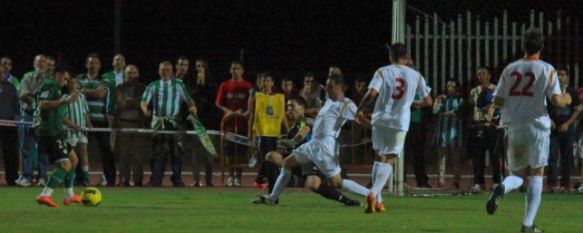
[38,135,70,164]
[300,162,320,180]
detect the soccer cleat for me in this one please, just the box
[233,178,241,187]
[36,195,59,208]
[251,194,277,206]
[521,224,543,233]
[14,176,23,185]
[471,184,482,194]
[99,174,108,187]
[575,182,583,193]
[364,192,375,214]
[342,198,361,207]
[18,177,32,187]
[226,177,234,187]
[37,178,47,187]
[63,195,82,206]
[248,155,257,168]
[486,184,505,215]
[375,202,386,212]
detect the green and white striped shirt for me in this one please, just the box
[77,74,107,121]
[64,93,89,141]
[141,79,193,118]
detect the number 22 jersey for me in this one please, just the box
[493,58,561,129]
[368,64,431,131]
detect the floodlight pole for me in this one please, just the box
[114,0,122,53]
[391,0,406,197]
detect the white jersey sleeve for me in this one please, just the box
[415,75,431,99]
[546,70,561,99]
[342,101,358,120]
[494,67,511,100]
[369,71,383,92]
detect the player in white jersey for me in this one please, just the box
[254,74,373,206]
[357,43,432,213]
[485,28,572,233]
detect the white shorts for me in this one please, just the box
[506,124,549,171]
[372,125,407,157]
[292,136,341,178]
[67,134,88,147]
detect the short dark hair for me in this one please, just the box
[477,66,492,75]
[355,78,366,84]
[329,64,342,70]
[555,64,568,74]
[389,43,408,61]
[177,56,189,63]
[290,97,307,109]
[523,28,544,55]
[304,72,315,79]
[282,76,293,83]
[86,53,100,61]
[231,60,244,68]
[446,78,460,87]
[54,65,71,75]
[159,60,173,67]
[255,72,272,82]
[327,73,345,86]
[260,72,272,80]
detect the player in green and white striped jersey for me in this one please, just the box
[140,61,197,187]
[77,53,116,186]
[63,78,93,186]
[141,62,196,123]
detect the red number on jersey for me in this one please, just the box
[509,71,535,97]
[392,77,406,99]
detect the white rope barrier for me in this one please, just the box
[0,119,371,148]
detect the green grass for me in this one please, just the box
[0,187,581,233]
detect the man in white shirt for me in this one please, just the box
[254,74,372,206]
[485,28,572,233]
[357,43,432,213]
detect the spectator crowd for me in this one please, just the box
[1,53,582,193]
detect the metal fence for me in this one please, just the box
[406,10,581,94]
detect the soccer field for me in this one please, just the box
[0,187,581,233]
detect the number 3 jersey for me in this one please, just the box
[369,64,431,131]
[494,59,561,130]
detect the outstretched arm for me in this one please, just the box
[357,88,377,113]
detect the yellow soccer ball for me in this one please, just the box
[81,187,102,207]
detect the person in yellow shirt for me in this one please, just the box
[249,72,287,192]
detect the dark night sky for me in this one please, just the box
[1,0,580,83]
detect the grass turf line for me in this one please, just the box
[0,188,581,233]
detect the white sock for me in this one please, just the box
[523,176,543,227]
[82,165,89,172]
[438,154,447,184]
[371,162,382,202]
[502,175,524,194]
[371,162,377,186]
[64,188,75,199]
[40,187,54,197]
[371,163,392,197]
[376,192,383,203]
[269,168,291,201]
[341,179,370,197]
